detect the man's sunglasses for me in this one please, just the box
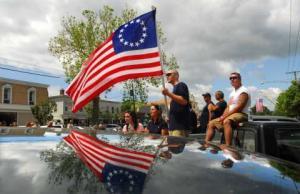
[166,73,173,77]
[229,76,239,80]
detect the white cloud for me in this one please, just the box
[48,85,63,96]
[246,85,282,110]
[0,0,297,105]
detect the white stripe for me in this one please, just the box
[73,132,154,161]
[79,139,152,167]
[85,46,159,82]
[67,41,113,101]
[84,56,160,90]
[72,133,149,173]
[75,66,162,105]
[79,143,149,174]
[69,135,104,173]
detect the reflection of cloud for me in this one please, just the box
[246,85,282,110]
[0,142,67,194]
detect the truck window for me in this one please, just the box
[276,128,300,146]
[275,128,300,163]
[235,129,256,152]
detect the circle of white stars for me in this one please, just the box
[106,170,136,193]
[118,18,147,48]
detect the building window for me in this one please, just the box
[112,107,114,114]
[28,88,36,105]
[116,107,119,113]
[64,105,68,112]
[2,84,12,104]
[106,106,109,113]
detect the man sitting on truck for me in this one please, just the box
[204,72,251,146]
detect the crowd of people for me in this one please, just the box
[121,71,251,147]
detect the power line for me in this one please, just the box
[291,6,300,72]
[286,70,300,80]
[0,66,62,78]
[287,0,293,73]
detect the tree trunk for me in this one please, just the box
[91,96,100,125]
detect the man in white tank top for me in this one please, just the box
[203,72,251,146]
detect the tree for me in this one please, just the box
[49,6,136,125]
[49,5,179,121]
[274,81,300,117]
[250,105,272,115]
[31,100,57,125]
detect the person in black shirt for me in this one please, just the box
[209,91,227,119]
[145,105,168,136]
[162,70,189,137]
[199,93,214,133]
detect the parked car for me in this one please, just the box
[105,124,122,132]
[0,134,299,194]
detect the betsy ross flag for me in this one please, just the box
[256,98,264,112]
[63,130,155,194]
[66,10,163,112]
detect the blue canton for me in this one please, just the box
[102,163,147,194]
[112,10,158,53]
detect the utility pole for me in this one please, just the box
[286,70,300,81]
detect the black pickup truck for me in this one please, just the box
[229,120,300,164]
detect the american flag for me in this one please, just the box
[63,130,155,194]
[256,98,264,112]
[66,10,163,113]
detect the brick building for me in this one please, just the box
[0,77,48,126]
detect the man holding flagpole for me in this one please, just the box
[162,70,190,137]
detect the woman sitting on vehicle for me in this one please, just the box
[122,111,144,133]
[145,105,169,136]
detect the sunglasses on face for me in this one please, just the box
[166,73,173,77]
[229,76,238,80]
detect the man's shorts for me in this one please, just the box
[168,130,186,137]
[209,113,248,130]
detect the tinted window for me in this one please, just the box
[234,129,256,152]
[277,119,297,122]
[275,128,300,146]
[275,128,300,163]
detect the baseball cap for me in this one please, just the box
[202,93,211,97]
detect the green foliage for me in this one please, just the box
[250,105,272,115]
[274,81,300,117]
[49,6,127,83]
[49,5,180,121]
[40,141,105,194]
[31,100,57,125]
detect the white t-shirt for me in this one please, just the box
[228,86,251,114]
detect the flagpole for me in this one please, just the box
[152,6,169,115]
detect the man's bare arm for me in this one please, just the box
[222,93,248,119]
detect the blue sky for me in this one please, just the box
[0,0,300,111]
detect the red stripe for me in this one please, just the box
[71,130,155,158]
[81,61,161,94]
[73,70,162,112]
[69,47,115,104]
[66,35,113,97]
[83,51,160,84]
[76,137,152,170]
[67,134,104,181]
[77,136,153,163]
[77,140,150,171]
